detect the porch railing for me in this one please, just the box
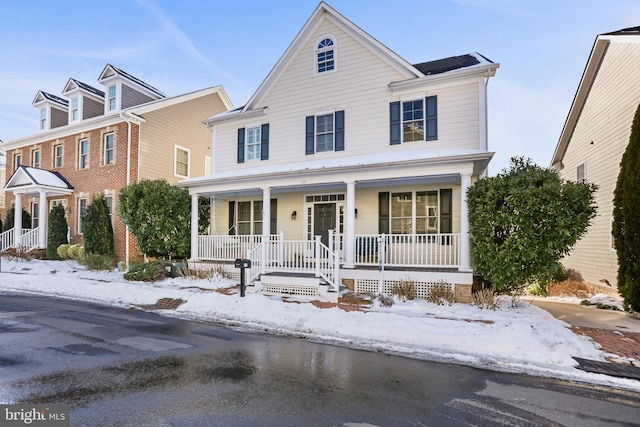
[0,228,40,253]
[353,233,460,268]
[198,232,460,269]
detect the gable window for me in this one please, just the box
[175,146,189,178]
[54,144,64,168]
[108,85,116,111]
[39,108,47,130]
[390,96,438,144]
[316,38,335,73]
[237,124,269,163]
[71,97,79,121]
[305,111,344,154]
[13,153,22,171]
[31,149,40,169]
[78,139,89,169]
[103,133,115,165]
[576,162,585,180]
[78,198,87,234]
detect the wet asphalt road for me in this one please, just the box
[1,293,639,426]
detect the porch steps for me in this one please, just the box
[254,272,338,303]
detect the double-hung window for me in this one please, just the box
[54,144,64,168]
[175,146,189,178]
[305,111,345,154]
[383,189,452,235]
[316,38,335,73]
[576,162,585,180]
[237,124,269,163]
[78,198,88,234]
[103,133,114,165]
[71,97,79,121]
[13,153,21,171]
[31,202,39,229]
[390,96,438,144]
[236,201,263,235]
[246,126,261,161]
[79,139,89,169]
[108,85,116,111]
[31,149,40,168]
[39,108,47,130]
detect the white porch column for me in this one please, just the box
[38,190,47,248]
[459,174,472,272]
[14,194,23,246]
[262,187,271,273]
[190,193,199,261]
[344,180,356,269]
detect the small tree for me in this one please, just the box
[613,103,640,312]
[83,194,115,257]
[3,204,32,232]
[467,157,597,294]
[46,204,68,260]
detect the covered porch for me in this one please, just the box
[177,151,491,301]
[2,166,73,252]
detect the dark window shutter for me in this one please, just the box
[260,123,269,160]
[270,198,277,234]
[440,189,452,233]
[228,202,236,235]
[335,110,345,151]
[389,102,401,145]
[237,128,245,163]
[305,116,315,155]
[378,192,389,234]
[425,96,438,141]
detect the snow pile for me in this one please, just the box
[0,257,638,391]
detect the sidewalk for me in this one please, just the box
[531,298,640,379]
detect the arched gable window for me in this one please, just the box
[316,37,335,73]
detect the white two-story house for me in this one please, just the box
[177,2,499,303]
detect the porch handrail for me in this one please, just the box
[19,228,40,251]
[1,228,15,252]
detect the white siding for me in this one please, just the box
[558,41,640,289]
[213,19,482,174]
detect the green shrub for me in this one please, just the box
[67,245,79,260]
[77,246,86,260]
[81,253,115,271]
[124,261,167,282]
[47,204,68,260]
[57,244,71,260]
[83,194,115,257]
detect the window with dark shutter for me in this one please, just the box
[305,116,315,155]
[261,123,269,160]
[335,110,344,151]
[425,95,437,141]
[228,202,236,235]
[378,192,390,234]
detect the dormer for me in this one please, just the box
[32,91,68,131]
[97,64,166,113]
[62,78,105,123]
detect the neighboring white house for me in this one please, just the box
[177,1,499,303]
[551,26,640,293]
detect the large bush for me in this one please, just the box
[82,193,115,257]
[613,103,640,312]
[118,179,210,259]
[46,204,68,260]
[467,157,597,294]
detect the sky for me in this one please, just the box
[0,0,638,173]
[2,257,638,393]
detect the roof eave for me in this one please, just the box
[389,62,499,93]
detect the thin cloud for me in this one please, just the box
[134,0,243,84]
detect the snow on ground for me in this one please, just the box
[0,257,638,392]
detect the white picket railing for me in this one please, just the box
[0,228,15,252]
[198,235,263,261]
[0,228,41,252]
[353,233,460,268]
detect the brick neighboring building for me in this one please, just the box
[1,64,232,263]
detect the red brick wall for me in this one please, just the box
[4,121,142,263]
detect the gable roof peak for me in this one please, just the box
[98,63,166,98]
[32,90,69,108]
[62,78,105,98]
